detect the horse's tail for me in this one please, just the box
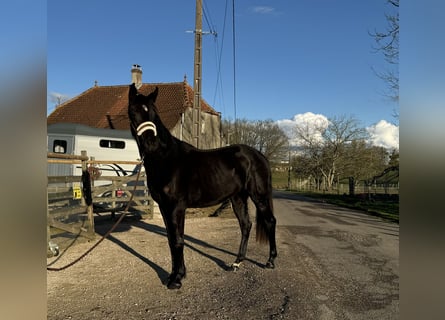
[256,198,275,244]
[256,210,269,244]
[244,145,275,245]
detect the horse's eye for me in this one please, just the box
[142,104,148,112]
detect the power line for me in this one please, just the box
[212,0,228,113]
[202,0,215,34]
[232,0,237,123]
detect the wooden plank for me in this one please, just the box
[91,182,146,189]
[92,196,148,203]
[48,205,87,218]
[47,159,82,164]
[87,160,142,165]
[130,205,151,212]
[93,175,146,183]
[48,219,95,240]
[47,186,71,193]
[48,152,88,161]
[48,191,72,201]
[92,188,146,197]
[48,176,82,184]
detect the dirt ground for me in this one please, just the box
[47,207,314,320]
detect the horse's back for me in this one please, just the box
[202,144,270,176]
[226,144,272,196]
[179,143,271,205]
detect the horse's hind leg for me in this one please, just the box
[230,193,251,270]
[263,203,277,269]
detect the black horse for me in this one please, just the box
[127,84,277,289]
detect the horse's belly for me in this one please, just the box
[187,176,241,207]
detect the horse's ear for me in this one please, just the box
[129,83,137,102]
[148,86,159,103]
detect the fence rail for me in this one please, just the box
[47,151,153,257]
[275,175,399,195]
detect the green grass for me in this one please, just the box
[272,171,399,223]
[294,191,399,223]
[272,170,291,189]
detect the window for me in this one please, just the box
[53,140,67,153]
[99,139,125,149]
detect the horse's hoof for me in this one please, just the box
[229,262,241,271]
[265,261,275,269]
[167,280,182,290]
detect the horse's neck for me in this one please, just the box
[158,122,197,153]
[143,121,198,167]
[144,135,178,167]
[174,136,197,152]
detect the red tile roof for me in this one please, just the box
[47,80,219,130]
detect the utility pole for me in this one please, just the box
[192,0,203,149]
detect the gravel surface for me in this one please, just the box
[47,194,398,320]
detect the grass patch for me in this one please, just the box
[293,191,399,223]
[272,171,398,223]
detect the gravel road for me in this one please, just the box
[47,190,399,319]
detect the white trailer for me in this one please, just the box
[47,124,153,245]
[47,123,142,183]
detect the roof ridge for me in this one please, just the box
[47,81,221,130]
[182,78,192,108]
[50,86,97,112]
[92,82,184,87]
[180,81,219,115]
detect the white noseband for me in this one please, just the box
[136,121,157,136]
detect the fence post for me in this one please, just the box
[90,156,95,187]
[81,150,95,237]
[47,192,52,256]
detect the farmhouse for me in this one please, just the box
[47,65,224,149]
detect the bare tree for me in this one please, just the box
[293,115,368,191]
[49,92,70,108]
[253,120,288,164]
[222,118,288,165]
[370,0,399,114]
[340,141,388,195]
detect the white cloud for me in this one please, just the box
[251,6,276,14]
[277,112,329,146]
[367,120,399,150]
[277,113,399,150]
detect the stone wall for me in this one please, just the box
[170,108,224,149]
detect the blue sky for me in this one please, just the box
[47,0,399,148]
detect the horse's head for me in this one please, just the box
[128,83,166,152]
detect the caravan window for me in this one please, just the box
[99,139,125,149]
[53,140,67,153]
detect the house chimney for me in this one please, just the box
[131,64,143,89]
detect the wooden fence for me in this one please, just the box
[47,151,153,257]
[285,178,399,195]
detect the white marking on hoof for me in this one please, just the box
[231,262,242,270]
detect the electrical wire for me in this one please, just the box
[212,0,228,114]
[202,0,215,34]
[232,0,237,123]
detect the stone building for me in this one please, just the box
[47,65,223,149]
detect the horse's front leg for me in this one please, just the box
[161,203,186,289]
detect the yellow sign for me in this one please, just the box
[73,186,82,199]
